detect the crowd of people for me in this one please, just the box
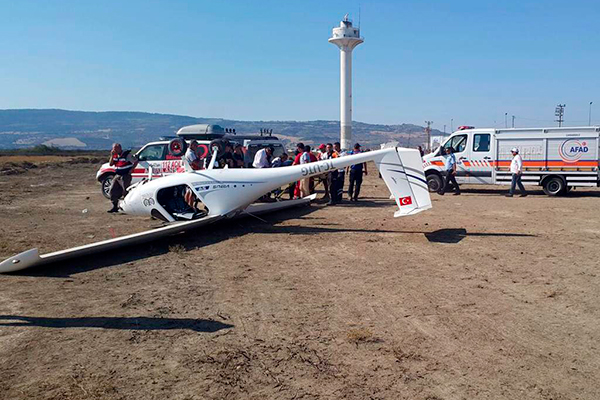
[105,139,370,213]
[288,141,368,204]
[248,141,369,203]
[184,140,246,171]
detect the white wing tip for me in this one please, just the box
[0,248,42,273]
[394,204,433,218]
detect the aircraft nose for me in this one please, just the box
[119,192,136,214]
[119,198,132,214]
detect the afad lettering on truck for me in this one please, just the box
[559,139,589,163]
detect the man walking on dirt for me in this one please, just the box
[506,147,527,197]
[438,146,460,196]
[108,143,138,213]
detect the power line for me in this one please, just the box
[555,104,566,127]
[425,120,433,151]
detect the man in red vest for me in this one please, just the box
[108,143,138,213]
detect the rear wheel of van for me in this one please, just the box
[100,174,114,199]
[542,176,565,196]
[426,174,443,193]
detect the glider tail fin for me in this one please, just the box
[374,148,432,217]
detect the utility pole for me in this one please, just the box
[504,113,508,128]
[589,102,593,126]
[555,104,566,127]
[425,121,433,152]
[512,115,515,128]
[443,124,446,134]
[450,119,453,132]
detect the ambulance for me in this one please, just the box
[422,126,600,196]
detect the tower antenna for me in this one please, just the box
[358,5,361,29]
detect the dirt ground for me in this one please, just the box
[1,158,599,400]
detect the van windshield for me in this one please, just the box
[247,144,284,158]
[442,135,467,154]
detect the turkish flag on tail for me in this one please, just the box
[399,196,413,206]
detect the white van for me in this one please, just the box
[422,126,600,196]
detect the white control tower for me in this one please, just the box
[329,14,363,150]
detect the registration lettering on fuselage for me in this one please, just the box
[301,160,335,177]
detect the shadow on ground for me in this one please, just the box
[455,188,600,198]
[334,199,394,208]
[420,228,537,244]
[0,315,233,332]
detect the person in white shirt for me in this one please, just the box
[183,140,202,172]
[506,147,527,197]
[252,146,274,168]
[271,153,289,168]
[182,140,203,210]
[298,145,312,197]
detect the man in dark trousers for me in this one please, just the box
[333,142,346,202]
[506,147,527,197]
[348,143,367,201]
[438,146,460,196]
[323,143,339,205]
[108,143,138,213]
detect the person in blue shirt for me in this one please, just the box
[439,146,461,195]
[348,143,368,201]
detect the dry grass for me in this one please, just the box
[392,347,424,362]
[0,155,74,163]
[347,327,374,345]
[168,244,186,256]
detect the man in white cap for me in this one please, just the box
[506,147,527,197]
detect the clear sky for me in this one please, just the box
[1,0,599,130]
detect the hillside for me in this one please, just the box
[0,109,444,150]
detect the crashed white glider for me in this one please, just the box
[0,147,431,273]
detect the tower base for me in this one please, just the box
[341,125,352,151]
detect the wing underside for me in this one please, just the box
[0,196,315,274]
